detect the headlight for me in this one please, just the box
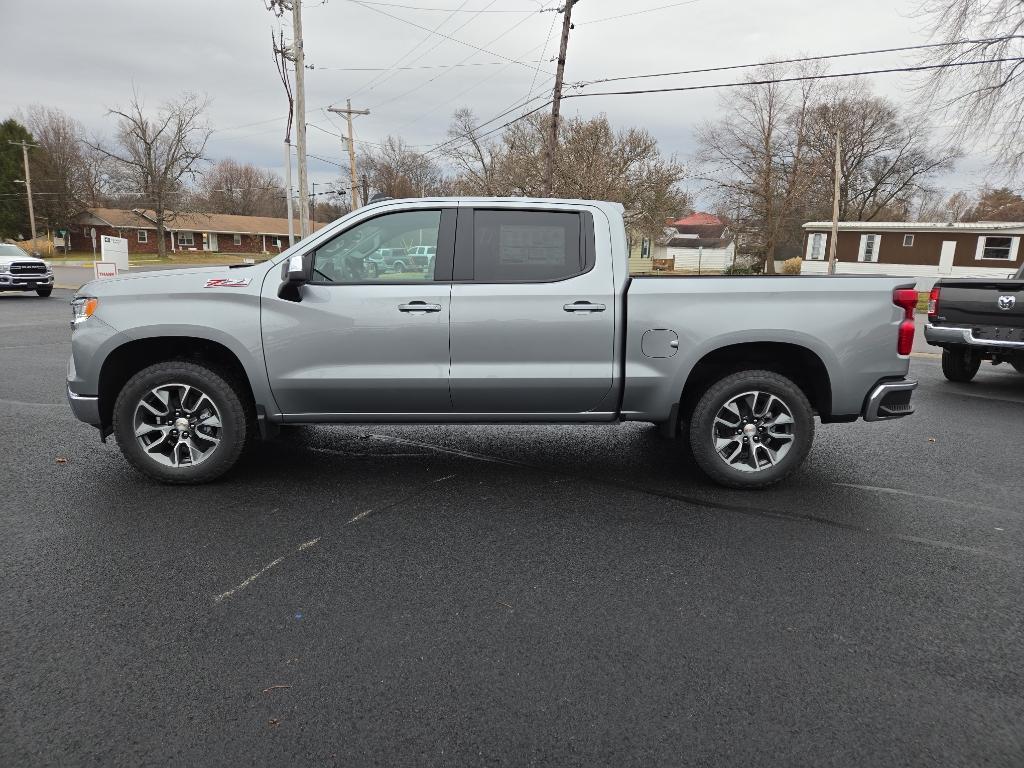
[71,296,98,326]
[45,261,53,273]
[0,263,9,275]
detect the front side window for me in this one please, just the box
[311,209,441,284]
[981,236,1013,260]
[472,210,582,282]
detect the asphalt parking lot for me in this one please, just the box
[1,289,1022,767]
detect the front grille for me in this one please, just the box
[10,261,46,276]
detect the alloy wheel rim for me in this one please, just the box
[133,383,223,468]
[711,390,795,473]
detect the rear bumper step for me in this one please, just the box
[863,379,917,422]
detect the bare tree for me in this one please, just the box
[21,106,95,241]
[443,108,504,196]
[90,91,211,256]
[803,82,958,221]
[362,136,448,199]
[697,65,819,273]
[918,0,1024,179]
[196,159,286,217]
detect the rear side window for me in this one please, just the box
[472,210,583,283]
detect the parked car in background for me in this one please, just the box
[66,197,918,489]
[406,245,436,272]
[368,247,410,273]
[924,264,1024,381]
[0,243,54,297]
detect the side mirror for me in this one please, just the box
[278,251,313,301]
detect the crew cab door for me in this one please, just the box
[448,206,616,414]
[261,207,456,416]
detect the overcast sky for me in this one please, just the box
[1,0,1000,208]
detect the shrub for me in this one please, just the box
[782,257,803,275]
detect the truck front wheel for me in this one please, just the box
[112,361,252,484]
[941,348,980,382]
[688,370,815,489]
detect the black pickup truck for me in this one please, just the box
[924,264,1024,381]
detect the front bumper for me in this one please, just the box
[924,323,1024,351]
[863,379,917,421]
[0,274,53,290]
[67,386,101,426]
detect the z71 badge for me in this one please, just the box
[204,277,251,288]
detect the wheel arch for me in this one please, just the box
[97,335,266,430]
[677,341,833,427]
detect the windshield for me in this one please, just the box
[0,244,26,258]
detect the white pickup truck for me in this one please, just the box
[0,243,54,297]
[67,197,918,489]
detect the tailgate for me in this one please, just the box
[935,280,1024,328]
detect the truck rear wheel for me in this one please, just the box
[688,370,814,489]
[941,348,980,382]
[112,361,252,484]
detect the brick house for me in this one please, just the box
[801,221,1023,285]
[71,208,324,255]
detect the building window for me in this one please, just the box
[177,232,195,247]
[233,234,242,246]
[976,235,1015,260]
[858,233,881,262]
[903,234,914,247]
[137,229,148,243]
[807,232,826,260]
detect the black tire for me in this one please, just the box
[36,287,52,297]
[941,347,981,382]
[392,260,406,273]
[112,361,253,484]
[688,369,815,490]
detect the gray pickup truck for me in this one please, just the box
[67,197,918,489]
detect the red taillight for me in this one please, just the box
[928,286,940,319]
[893,288,917,356]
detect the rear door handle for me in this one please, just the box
[398,301,442,313]
[563,301,607,313]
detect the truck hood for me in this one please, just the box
[0,254,47,267]
[78,263,274,296]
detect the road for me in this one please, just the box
[1,290,1022,767]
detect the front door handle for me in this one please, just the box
[398,301,442,313]
[563,301,607,313]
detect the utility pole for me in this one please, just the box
[283,141,295,246]
[9,140,38,246]
[291,0,311,237]
[328,100,370,208]
[827,129,842,276]
[542,0,580,197]
[361,174,370,208]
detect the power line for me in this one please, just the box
[310,60,508,71]
[367,4,541,113]
[572,55,1024,99]
[342,0,552,11]
[348,0,475,101]
[576,35,1024,88]
[427,54,1024,158]
[348,0,557,77]
[575,0,703,26]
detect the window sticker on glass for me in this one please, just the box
[498,225,567,266]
